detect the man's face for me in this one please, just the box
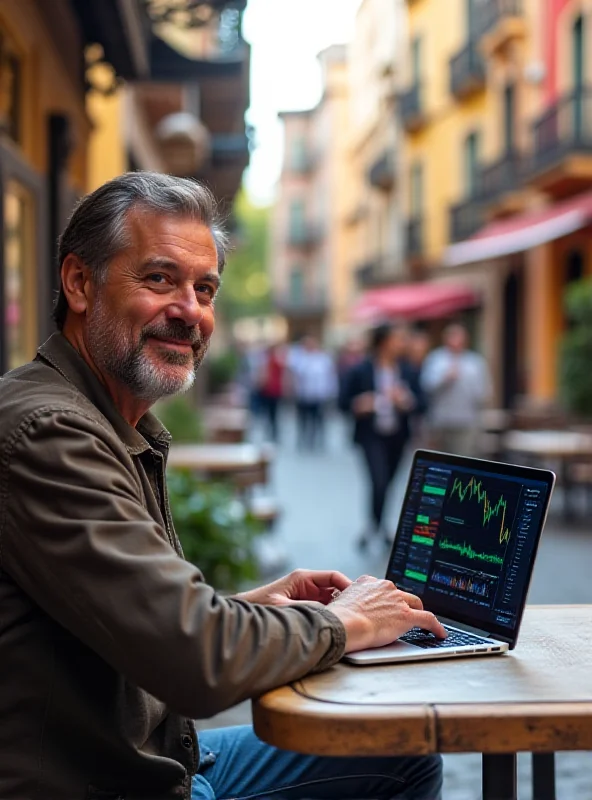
[445,326,468,354]
[386,328,409,360]
[85,210,219,403]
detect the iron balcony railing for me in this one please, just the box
[367,152,396,190]
[531,88,592,173]
[287,222,323,249]
[475,0,523,38]
[450,40,486,99]
[405,217,424,257]
[479,151,524,202]
[400,83,425,130]
[449,199,486,243]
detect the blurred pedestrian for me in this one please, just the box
[290,336,338,451]
[421,323,492,456]
[258,343,286,443]
[339,323,424,548]
[407,329,432,447]
[236,341,266,419]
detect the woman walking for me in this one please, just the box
[339,324,424,548]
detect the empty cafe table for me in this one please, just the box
[167,443,273,490]
[253,605,592,800]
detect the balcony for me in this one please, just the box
[290,149,317,175]
[274,293,328,319]
[367,152,396,191]
[476,0,525,55]
[449,198,486,243]
[405,217,424,259]
[399,84,427,133]
[479,151,525,207]
[287,222,323,250]
[449,40,485,100]
[528,89,592,198]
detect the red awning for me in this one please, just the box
[352,282,479,323]
[444,190,592,268]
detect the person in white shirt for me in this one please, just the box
[420,323,492,457]
[290,336,338,450]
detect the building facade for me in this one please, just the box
[444,0,592,405]
[271,46,350,343]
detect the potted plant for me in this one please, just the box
[558,278,592,420]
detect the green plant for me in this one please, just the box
[167,469,263,591]
[154,396,203,442]
[207,349,241,394]
[559,278,592,418]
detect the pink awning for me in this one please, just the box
[444,190,592,268]
[352,282,479,323]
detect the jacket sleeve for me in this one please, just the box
[0,409,346,719]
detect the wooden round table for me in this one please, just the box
[253,605,592,800]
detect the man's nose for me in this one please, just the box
[166,288,204,327]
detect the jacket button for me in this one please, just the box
[181,734,193,749]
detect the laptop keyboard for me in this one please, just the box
[400,626,494,649]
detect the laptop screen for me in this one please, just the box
[386,450,555,645]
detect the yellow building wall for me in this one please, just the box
[86,79,127,192]
[0,0,90,191]
[403,0,495,264]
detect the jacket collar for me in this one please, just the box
[36,332,172,455]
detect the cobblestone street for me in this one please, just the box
[198,410,592,799]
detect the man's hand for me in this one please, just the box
[328,575,447,653]
[389,384,415,411]
[352,392,375,416]
[233,569,352,607]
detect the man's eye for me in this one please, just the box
[147,273,167,284]
[196,284,216,299]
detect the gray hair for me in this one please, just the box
[53,171,228,330]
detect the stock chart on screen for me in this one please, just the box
[387,456,550,632]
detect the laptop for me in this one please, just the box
[344,449,555,665]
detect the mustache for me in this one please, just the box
[141,321,204,348]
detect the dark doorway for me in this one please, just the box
[502,269,523,408]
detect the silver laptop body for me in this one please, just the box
[345,449,555,666]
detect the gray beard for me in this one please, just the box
[86,298,209,404]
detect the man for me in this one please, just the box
[339,323,424,548]
[290,335,337,451]
[421,323,492,457]
[0,173,444,800]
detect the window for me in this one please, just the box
[503,83,516,152]
[289,267,305,304]
[411,37,422,84]
[0,30,23,144]
[4,180,36,369]
[291,137,308,172]
[289,198,306,237]
[410,163,423,218]
[464,131,480,197]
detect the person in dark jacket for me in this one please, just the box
[340,323,424,548]
[0,173,444,800]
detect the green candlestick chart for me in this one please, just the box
[450,476,511,544]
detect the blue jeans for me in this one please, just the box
[191,725,442,800]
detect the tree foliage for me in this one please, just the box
[218,190,271,322]
[559,278,592,418]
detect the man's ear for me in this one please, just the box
[61,254,92,316]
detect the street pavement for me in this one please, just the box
[197,409,592,799]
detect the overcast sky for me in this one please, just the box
[242,0,362,205]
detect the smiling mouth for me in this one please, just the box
[151,337,194,350]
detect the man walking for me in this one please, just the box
[421,323,492,456]
[0,173,444,800]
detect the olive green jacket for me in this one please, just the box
[0,333,345,800]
